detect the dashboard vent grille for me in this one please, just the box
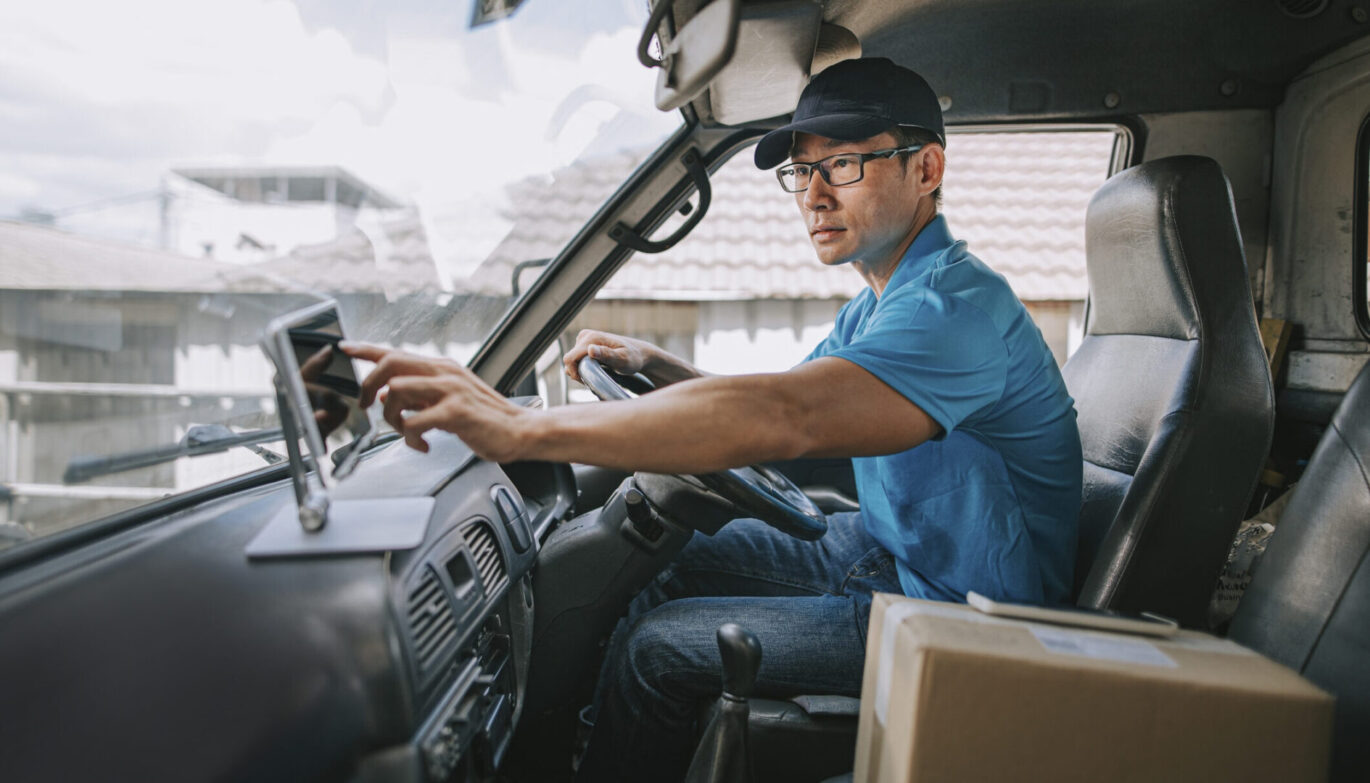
[463,521,508,597]
[407,565,457,673]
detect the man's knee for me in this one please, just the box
[617,602,719,704]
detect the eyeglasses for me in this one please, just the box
[775,145,924,193]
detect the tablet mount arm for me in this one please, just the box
[274,380,331,532]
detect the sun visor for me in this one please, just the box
[704,1,824,125]
[709,21,861,127]
[649,0,741,112]
[647,1,858,126]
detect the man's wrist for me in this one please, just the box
[640,347,668,376]
[512,408,557,463]
[641,348,703,385]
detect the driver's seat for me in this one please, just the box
[720,695,861,781]
[724,155,1272,782]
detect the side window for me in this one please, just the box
[942,130,1121,364]
[538,128,1122,403]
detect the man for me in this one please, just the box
[346,57,1081,781]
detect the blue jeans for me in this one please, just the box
[575,512,902,782]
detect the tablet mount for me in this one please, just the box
[274,381,331,532]
[245,301,434,559]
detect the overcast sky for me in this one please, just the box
[0,0,679,245]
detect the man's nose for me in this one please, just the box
[802,171,836,211]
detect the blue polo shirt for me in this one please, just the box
[805,215,1082,605]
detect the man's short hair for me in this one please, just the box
[890,125,943,209]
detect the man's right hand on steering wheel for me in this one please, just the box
[562,330,655,383]
[563,330,708,388]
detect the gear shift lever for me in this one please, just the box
[719,623,762,700]
[684,623,761,783]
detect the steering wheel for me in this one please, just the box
[577,356,828,541]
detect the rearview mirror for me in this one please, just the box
[639,0,741,111]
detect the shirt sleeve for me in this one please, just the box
[826,286,1008,435]
[802,291,869,364]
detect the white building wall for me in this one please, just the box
[0,348,17,383]
[695,299,845,374]
[176,343,276,392]
[1067,301,1086,359]
[169,192,346,263]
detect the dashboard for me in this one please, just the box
[0,429,574,783]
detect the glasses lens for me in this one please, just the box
[825,154,863,186]
[777,165,809,192]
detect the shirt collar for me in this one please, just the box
[885,214,956,294]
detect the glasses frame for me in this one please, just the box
[775,144,925,193]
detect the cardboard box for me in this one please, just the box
[854,594,1333,783]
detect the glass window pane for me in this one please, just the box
[0,0,683,550]
[552,127,1121,407]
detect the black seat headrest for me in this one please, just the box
[1084,155,1248,341]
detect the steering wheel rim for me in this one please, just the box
[577,356,828,540]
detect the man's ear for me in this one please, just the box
[916,144,946,198]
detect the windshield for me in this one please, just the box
[0,0,683,551]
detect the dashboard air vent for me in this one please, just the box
[407,565,457,673]
[1276,0,1327,18]
[463,521,509,597]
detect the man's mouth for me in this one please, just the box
[810,226,845,241]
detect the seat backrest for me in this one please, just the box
[1063,155,1274,626]
[1228,358,1370,783]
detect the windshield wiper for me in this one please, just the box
[63,424,285,484]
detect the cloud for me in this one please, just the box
[0,0,391,213]
[0,0,682,283]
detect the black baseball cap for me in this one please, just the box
[753,57,946,169]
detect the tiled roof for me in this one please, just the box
[0,213,440,296]
[241,213,442,297]
[0,220,245,292]
[3,132,1115,302]
[944,132,1116,300]
[476,130,1116,302]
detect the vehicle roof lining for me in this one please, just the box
[674,0,1369,127]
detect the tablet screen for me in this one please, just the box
[270,303,374,479]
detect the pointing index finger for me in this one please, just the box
[342,342,395,407]
[339,341,386,362]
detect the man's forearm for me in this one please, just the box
[520,374,807,473]
[351,345,938,472]
[641,349,712,387]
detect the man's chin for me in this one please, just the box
[811,248,854,267]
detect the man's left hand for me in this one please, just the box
[342,342,530,461]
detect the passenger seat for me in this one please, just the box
[1064,155,1274,627]
[1228,357,1370,782]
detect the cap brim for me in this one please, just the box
[753,113,896,169]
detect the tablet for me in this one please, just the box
[262,300,376,483]
[966,591,1180,637]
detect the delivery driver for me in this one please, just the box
[345,57,1082,781]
